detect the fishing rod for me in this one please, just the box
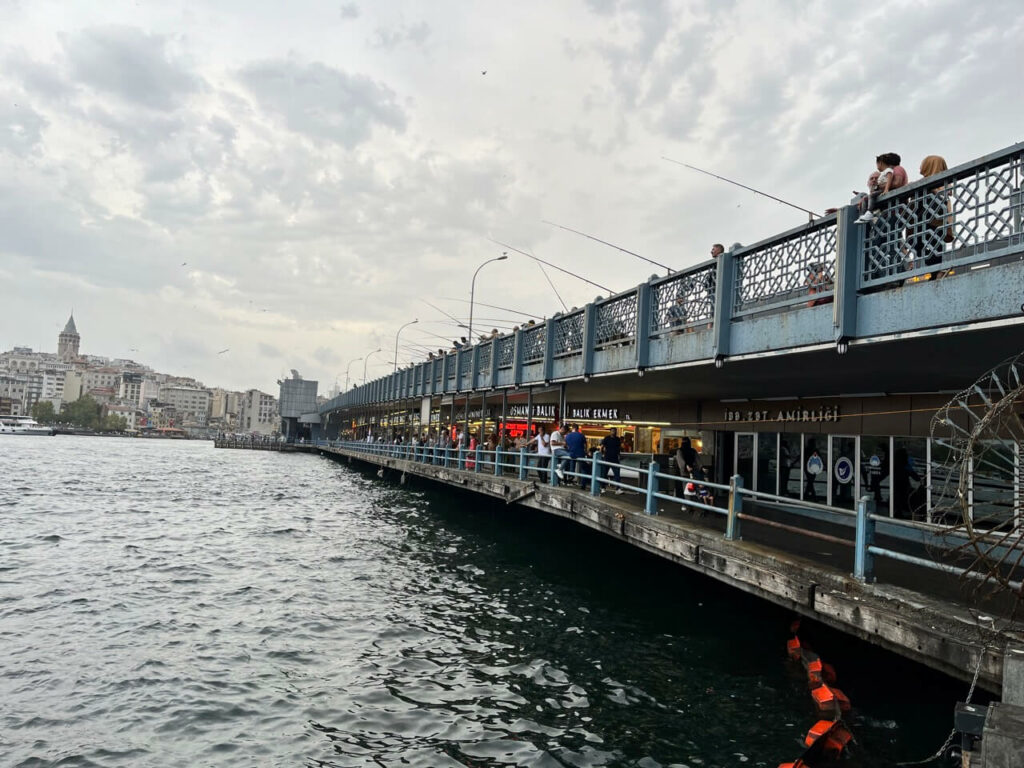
[439,297,548,320]
[535,260,569,313]
[661,156,821,220]
[419,299,467,329]
[487,238,613,294]
[542,219,673,272]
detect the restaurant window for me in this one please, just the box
[735,433,755,491]
[780,434,801,499]
[756,433,778,496]
[893,437,928,521]
[803,435,827,503]
[830,435,858,510]
[861,436,890,515]
[970,440,1018,533]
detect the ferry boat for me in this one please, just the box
[0,415,57,436]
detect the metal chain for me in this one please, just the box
[895,646,987,766]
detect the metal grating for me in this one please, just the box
[496,336,514,369]
[521,324,546,363]
[553,311,585,356]
[651,264,716,333]
[595,293,638,347]
[733,219,837,314]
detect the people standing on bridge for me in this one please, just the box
[674,437,699,497]
[550,423,570,482]
[600,427,623,494]
[565,424,588,488]
[913,154,953,271]
[532,424,551,478]
[856,153,907,224]
[892,447,922,519]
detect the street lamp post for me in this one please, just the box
[344,357,364,391]
[362,348,382,385]
[464,253,508,441]
[393,319,419,372]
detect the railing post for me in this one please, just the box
[582,304,597,377]
[591,449,601,496]
[712,248,738,362]
[854,494,876,583]
[494,445,502,476]
[645,460,658,515]
[458,446,465,470]
[543,318,556,383]
[834,203,862,346]
[474,445,481,473]
[512,328,525,388]
[726,474,743,541]
[518,447,527,481]
[550,453,558,487]
[636,282,652,370]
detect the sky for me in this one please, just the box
[1,0,1021,394]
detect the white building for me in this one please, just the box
[158,386,212,427]
[240,389,278,436]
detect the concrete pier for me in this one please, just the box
[321,444,1024,696]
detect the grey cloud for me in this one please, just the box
[371,21,431,50]
[4,49,74,100]
[339,3,360,20]
[63,25,200,110]
[258,342,282,358]
[0,100,47,154]
[237,58,406,147]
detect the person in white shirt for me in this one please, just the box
[533,424,551,479]
[549,423,570,482]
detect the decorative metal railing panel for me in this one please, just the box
[459,351,471,379]
[862,145,1024,287]
[521,324,546,364]
[651,264,717,334]
[552,311,585,356]
[595,292,638,347]
[496,336,514,369]
[477,341,492,375]
[733,217,838,315]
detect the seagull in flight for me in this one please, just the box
[181,261,187,266]
[217,348,230,354]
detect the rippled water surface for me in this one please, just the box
[1,437,965,767]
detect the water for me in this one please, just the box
[0,437,969,767]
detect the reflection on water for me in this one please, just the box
[0,437,963,767]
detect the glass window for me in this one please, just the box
[971,440,1018,532]
[803,435,827,503]
[735,433,755,491]
[757,433,778,495]
[893,437,928,521]
[831,435,857,510]
[779,434,801,499]
[861,437,890,515]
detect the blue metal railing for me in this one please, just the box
[316,142,1024,417]
[317,439,1021,595]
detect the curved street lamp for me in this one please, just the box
[467,253,509,345]
[344,356,364,391]
[362,348,382,385]
[393,319,419,372]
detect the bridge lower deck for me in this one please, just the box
[320,444,1024,695]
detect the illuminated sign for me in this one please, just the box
[507,404,557,419]
[566,405,620,421]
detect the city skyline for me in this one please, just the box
[1,1,1022,393]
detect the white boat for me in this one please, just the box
[0,415,56,435]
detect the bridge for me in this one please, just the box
[319,142,1023,422]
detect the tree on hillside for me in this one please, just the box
[31,400,56,424]
[61,396,101,429]
[101,414,128,432]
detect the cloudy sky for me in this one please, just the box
[1,0,1021,394]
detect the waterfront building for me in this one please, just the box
[158,385,212,427]
[278,371,319,440]
[240,389,278,436]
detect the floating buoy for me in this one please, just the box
[787,637,802,660]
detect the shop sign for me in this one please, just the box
[508,404,558,419]
[723,405,841,424]
[566,405,620,421]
